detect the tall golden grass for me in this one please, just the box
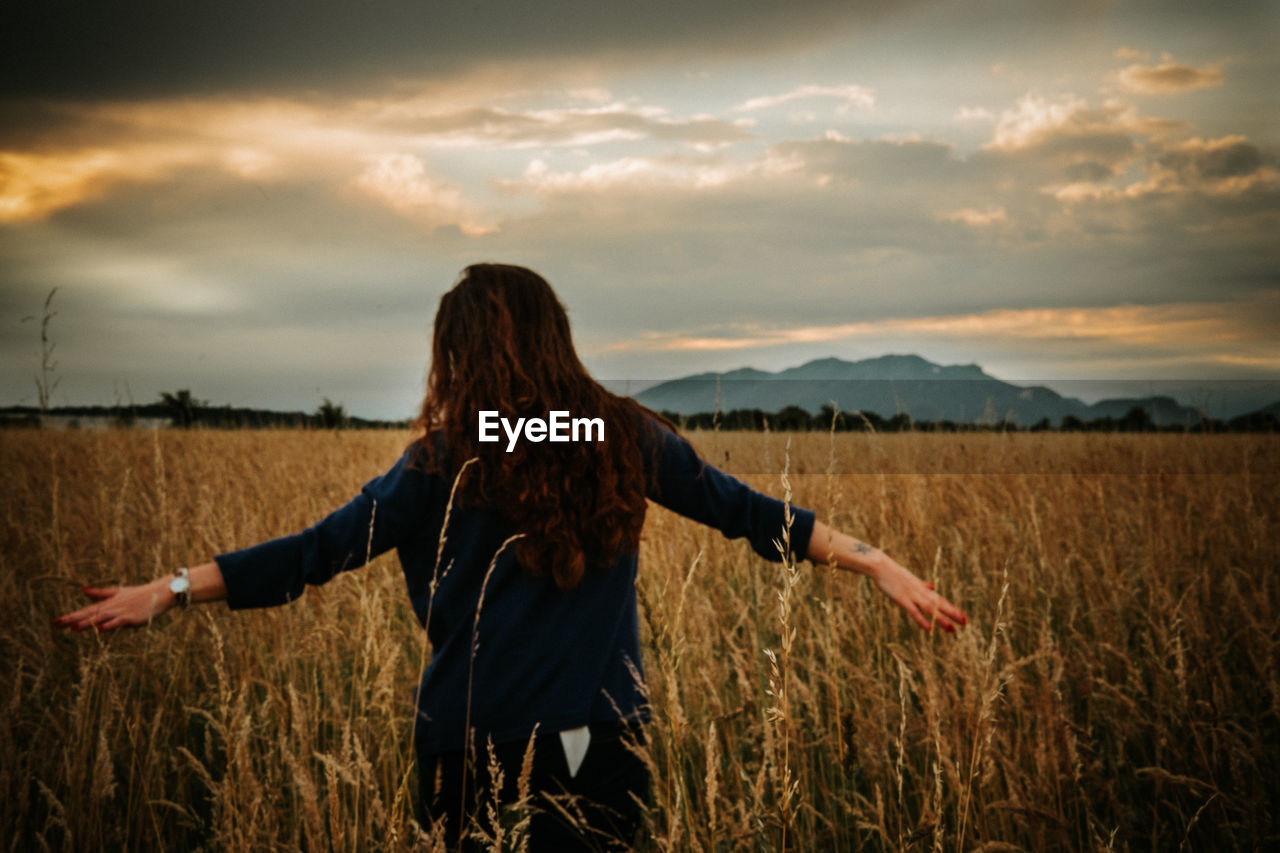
[2,428,1276,850]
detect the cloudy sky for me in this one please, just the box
[2,0,1277,418]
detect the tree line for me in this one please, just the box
[1,390,407,430]
[660,403,1279,433]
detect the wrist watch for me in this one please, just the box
[169,567,191,608]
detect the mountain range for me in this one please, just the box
[632,355,1280,427]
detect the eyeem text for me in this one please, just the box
[478,410,605,452]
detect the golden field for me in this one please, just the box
[2,428,1277,851]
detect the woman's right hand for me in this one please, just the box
[53,579,175,632]
[53,562,227,633]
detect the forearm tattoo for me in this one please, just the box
[853,541,873,555]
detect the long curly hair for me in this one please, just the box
[413,263,651,589]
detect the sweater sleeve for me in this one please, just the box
[215,447,439,610]
[643,419,815,563]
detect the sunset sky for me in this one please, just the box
[2,0,1277,418]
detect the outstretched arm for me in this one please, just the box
[53,561,227,632]
[53,446,440,634]
[806,521,967,633]
[643,419,969,633]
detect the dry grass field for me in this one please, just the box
[2,428,1277,851]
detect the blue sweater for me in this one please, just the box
[215,419,815,755]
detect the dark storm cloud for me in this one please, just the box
[1,0,908,99]
[1154,137,1270,183]
[1064,161,1116,182]
[10,0,1265,101]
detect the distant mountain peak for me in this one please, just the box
[770,353,993,382]
[720,366,771,380]
[631,353,1012,424]
[866,353,929,364]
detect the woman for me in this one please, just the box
[54,263,968,850]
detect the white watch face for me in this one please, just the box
[170,576,190,595]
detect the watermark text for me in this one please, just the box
[478,410,605,452]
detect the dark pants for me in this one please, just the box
[417,722,649,852]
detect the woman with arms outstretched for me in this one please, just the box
[54,263,968,851]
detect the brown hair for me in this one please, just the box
[413,263,650,589]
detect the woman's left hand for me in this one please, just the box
[807,520,969,633]
[869,557,968,633]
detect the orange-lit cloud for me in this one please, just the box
[939,206,1007,226]
[352,153,496,235]
[1113,47,1151,61]
[601,296,1280,367]
[985,94,1177,159]
[1116,61,1224,95]
[0,146,203,222]
[987,94,1091,151]
[0,99,345,223]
